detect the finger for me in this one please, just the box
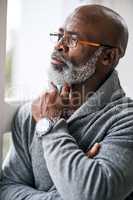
[60,82,71,106]
[49,82,58,103]
[86,143,101,157]
[86,143,101,158]
[40,92,49,116]
[60,82,71,97]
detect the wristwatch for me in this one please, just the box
[36,117,54,138]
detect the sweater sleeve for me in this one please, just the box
[41,109,133,200]
[0,105,63,200]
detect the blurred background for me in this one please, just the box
[3,0,133,159]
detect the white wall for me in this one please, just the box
[11,0,64,100]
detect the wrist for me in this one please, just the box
[36,117,55,138]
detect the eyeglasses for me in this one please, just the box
[50,32,114,48]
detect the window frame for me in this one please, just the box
[0,0,7,173]
[0,0,22,173]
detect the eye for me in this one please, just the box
[69,35,78,47]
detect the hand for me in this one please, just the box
[86,143,101,158]
[32,82,71,122]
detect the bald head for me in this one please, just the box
[65,4,128,57]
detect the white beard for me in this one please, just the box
[48,47,104,89]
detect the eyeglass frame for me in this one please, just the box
[49,32,116,49]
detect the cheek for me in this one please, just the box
[68,46,90,66]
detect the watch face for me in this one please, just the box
[36,118,53,137]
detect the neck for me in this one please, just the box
[70,72,110,110]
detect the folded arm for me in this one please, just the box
[32,83,133,200]
[42,113,133,200]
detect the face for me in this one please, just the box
[48,12,103,87]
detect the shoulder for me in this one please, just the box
[112,96,133,118]
[12,102,36,144]
[101,96,133,143]
[102,96,133,118]
[96,96,133,138]
[12,102,32,129]
[16,102,32,123]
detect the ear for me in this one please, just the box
[101,48,120,67]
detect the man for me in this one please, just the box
[0,4,133,200]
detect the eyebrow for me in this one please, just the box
[58,28,80,37]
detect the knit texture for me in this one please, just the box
[0,70,133,200]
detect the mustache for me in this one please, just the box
[51,51,68,64]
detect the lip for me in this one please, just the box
[51,57,64,65]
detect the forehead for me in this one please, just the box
[64,14,88,33]
[61,12,97,41]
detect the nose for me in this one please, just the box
[54,39,69,53]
